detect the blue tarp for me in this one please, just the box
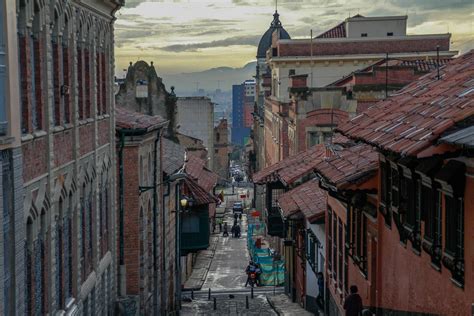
[247,223,285,286]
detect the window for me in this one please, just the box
[306,230,318,272]
[391,165,400,208]
[288,69,295,76]
[182,214,200,233]
[344,223,349,294]
[338,218,343,289]
[361,33,368,37]
[387,32,394,36]
[445,195,464,258]
[308,132,319,147]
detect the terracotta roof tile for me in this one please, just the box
[162,138,185,175]
[183,177,218,206]
[314,143,378,189]
[253,134,352,185]
[185,155,218,192]
[278,180,326,222]
[337,50,474,157]
[116,107,167,131]
[316,21,346,39]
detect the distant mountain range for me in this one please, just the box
[161,62,257,95]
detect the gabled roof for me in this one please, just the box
[316,21,346,39]
[162,138,185,175]
[278,179,326,223]
[183,177,218,206]
[185,155,219,192]
[252,144,326,185]
[116,107,168,131]
[336,50,474,157]
[314,143,378,190]
[252,134,351,185]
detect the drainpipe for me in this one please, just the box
[153,129,161,314]
[162,176,170,314]
[175,182,181,312]
[118,131,125,296]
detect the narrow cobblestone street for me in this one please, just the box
[181,188,282,315]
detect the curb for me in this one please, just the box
[266,295,282,316]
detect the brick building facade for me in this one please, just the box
[16,0,122,314]
[115,107,168,315]
[0,1,25,315]
[213,118,229,179]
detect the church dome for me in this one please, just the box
[257,11,291,58]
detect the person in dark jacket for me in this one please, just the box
[343,285,363,316]
[316,272,324,309]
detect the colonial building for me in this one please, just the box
[0,1,25,315]
[115,60,178,139]
[314,143,379,315]
[176,97,215,170]
[337,51,474,315]
[17,0,122,315]
[277,179,326,313]
[115,107,168,315]
[213,118,229,179]
[253,10,291,171]
[260,14,457,168]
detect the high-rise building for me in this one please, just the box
[232,80,255,146]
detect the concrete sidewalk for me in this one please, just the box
[266,294,315,316]
[183,236,219,291]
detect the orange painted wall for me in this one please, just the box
[376,165,474,315]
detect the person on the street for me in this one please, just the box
[343,285,363,316]
[235,224,241,238]
[238,213,242,220]
[234,212,238,221]
[244,261,256,287]
[212,218,216,233]
[255,263,262,286]
[316,272,324,309]
[223,222,229,237]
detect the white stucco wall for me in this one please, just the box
[177,97,215,169]
[346,16,407,38]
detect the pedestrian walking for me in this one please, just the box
[316,272,324,309]
[223,222,229,237]
[235,224,241,238]
[343,285,363,316]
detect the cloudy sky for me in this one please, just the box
[115,0,473,75]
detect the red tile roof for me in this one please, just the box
[278,179,326,223]
[162,138,185,175]
[183,177,218,206]
[337,50,474,157]
[316,21,346,39]
[276,36,450,58]
[253,134,352,185]
[116,107,167,131]
[185,155,219,192]
[253,143,327,185]
[314,143,378,189]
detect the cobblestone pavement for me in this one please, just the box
[180,293,278,316]
[201,210,250,291]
